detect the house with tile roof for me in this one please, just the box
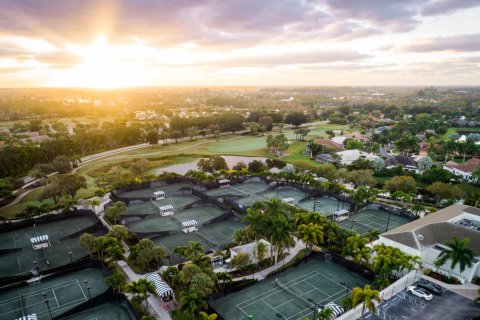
[443,158,480,182]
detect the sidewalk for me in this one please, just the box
[232,238,306,282]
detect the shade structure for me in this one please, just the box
[145,273,174,298]
[181,220,198,228]
[324,302,344,317]
[218,179,230,184]
[334,209,349,216]
[30,235,50,250]
[153,191,165,200]
[159,205,174,212]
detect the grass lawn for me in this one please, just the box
[0,188,51,219]
[374,176,391,185]
[281,141,323,167]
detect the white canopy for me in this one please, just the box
[16,315,38,320]
[145,273,174,298]
[30,235,49,244]
[182,220,198,228]
[281,197,296,204]
[323,302,344,317]
[153,191,165,196]
[159,205,174,212]
[334,209,349,216]
[218,179,230,184]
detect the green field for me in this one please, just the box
[0,122,351,218]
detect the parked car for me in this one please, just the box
[407,286,433,301]
[417,281,443,295]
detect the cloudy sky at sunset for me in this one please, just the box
[0,0,479,88]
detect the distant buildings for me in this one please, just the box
[385,155,419,173]
[335,149,378,165]
[443,158,480,182]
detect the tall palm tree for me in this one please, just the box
[184,241,204,259]
[105,243,125,272]
[87,199,100,213]
[297,223,324,253]
[364,230,380,243]
[434,236,475,273]
[270,215,294,270]
[352,285,381,319]
[242,208,264,262]
[105,272,127,293]
[179,289,208,320]
[137,278,158,312]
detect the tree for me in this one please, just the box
[364,229,380,242]
[417,156,433,172]
[170,130,182,143]
[199,311,218,320]
[266,134,289,155]
[270,215,295,269]
[105,272,126,293]
[218,112,244,134]
[109,225,129,241]
[145,130,159,144]
[434,236,475,273]
[40,180,64,204]
[242,208,264,262]
[87,199,100,212]
[52,156,72,173]
[57,174,87,198]
[79,233,98,259]
[348,170,376,187]
[422,167,453,184]
[179,289,208,319]
[130,239,169,272]
[384,176,417,194]
[105,201,127,224]
[130,158,150,178]
[0,179,15,199]
[372,158,385,171]
[345,139,363,150]
[316,307,334,320]
[426,182,461,204]
[197,156,228,173]
[349,186,379,212]
[248,160,267,173]
[259,116,273,132]
[351,285,381,319]
[232,161,247,171]
[231,252,251,271]
[297,223,324,253]
[285,111,307,127]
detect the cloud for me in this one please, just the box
[421,0,480,16]
[402,34,480,52]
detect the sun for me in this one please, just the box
[49,35,147,88]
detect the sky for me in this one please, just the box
[0,0,479,88]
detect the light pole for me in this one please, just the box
[43,293,53,319]
[350,219,356,230]
[68,251,73,263]
[385,211,391,232]
[84,280,92,300]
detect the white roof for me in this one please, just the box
[145,273,174,298]
[16,315,37,320]
[218,179,230,184]
[331,136,347,145]
[30,235,49,244]
[182,220,198,228]
[282,197,296,203]
[159,205,173,211]
[335,149,378,164]
[153,190,165,195]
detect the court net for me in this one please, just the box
[18,292,25,317]
[277,280,314,310]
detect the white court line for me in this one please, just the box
[237,272,321,308]
[77,279,88,301]
[273,288,318,309]
[52,288,59,307]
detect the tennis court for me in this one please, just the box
[125,195,200,216]
[62,302,137,320]
[154,219,245,264]
[260,186,307,203]
[336,209,410,235]
[0,267,108,320]
[127,215,180,233]
[205,181,270,198]
[119,182,193,199]
[298,196,351,216]
[211,258,368,320]
[0,216,100,278]
[175,205,226,224]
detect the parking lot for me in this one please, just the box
[366,279,480,320]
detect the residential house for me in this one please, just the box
[335,149,379,165]
[313,138,345,152]
[374,126,392,135]
[385,155,419,173]
[417,142,430,156]
[229,239,272,264]
[378,204,480,283]
[443,158,480,182]
[315,153,337,164]
[343,132,368,143]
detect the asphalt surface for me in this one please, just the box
[366,280,480,320]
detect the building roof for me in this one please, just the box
[313,138,344,151]
[382,204,480,255]
[335,149,378,163]
[343,132,367,141]
[385,155,418,168]
[444,158,480,174]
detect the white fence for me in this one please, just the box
[336,270,417,320]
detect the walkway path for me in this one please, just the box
[232,238,306,282]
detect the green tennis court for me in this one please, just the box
[205,181,270,197]
[0,267,108,320]
[175,205,226,224]
[119,182,193,199]
[127,216,180,233]
[0,216,99,278]
[298,196,351,216]
[211,258,368,320]
[336,209,410,235]
[260,186,307,202]
[153,219,245,264]
[125,195,200,216]
[62,302,137,320]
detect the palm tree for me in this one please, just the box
[242,208,264,262]
[184,241,204,259]
[297,223,324,253]
[270,215,294,270]
[87,199,100,213]
[137,278,157,313]
[105,243,125,272]
[364,230,380,243]
[105,272,127,293]
[434,236,475,273]
[352,285,381,319]
[316,307,333,320]
[179,288,208,320]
